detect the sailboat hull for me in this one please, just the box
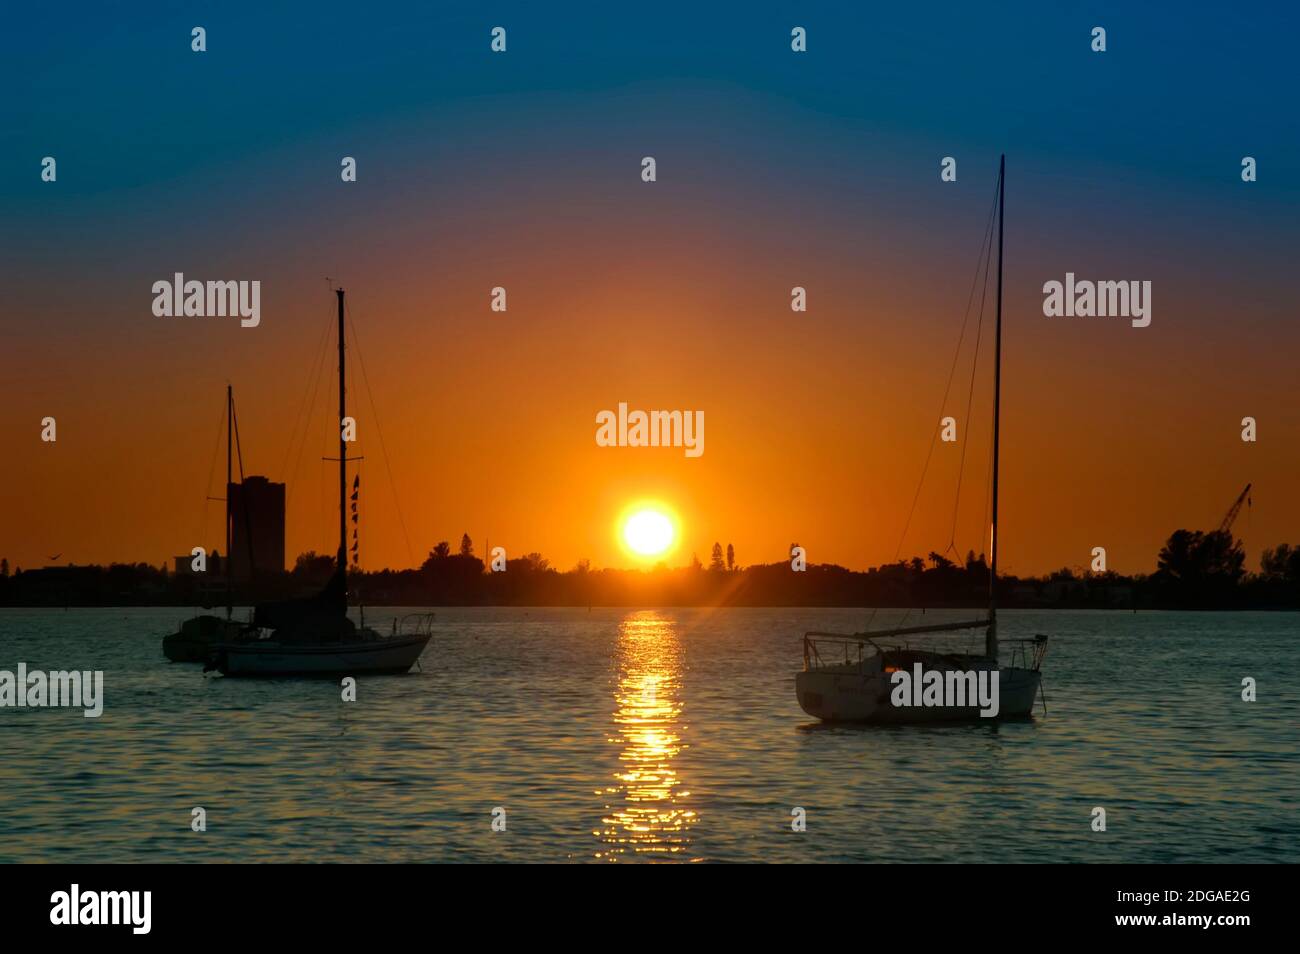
[795,664,1041,723]
[212,633,431,677]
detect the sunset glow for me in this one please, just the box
[621,507,677,560]
[2,7,1296,583]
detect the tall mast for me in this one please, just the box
[987,155,1004,660]
[226,384,233,621]
[336,289,348,579]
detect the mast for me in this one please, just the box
[336,288,347,578]
[987,155,1004,660]
[226,385,233,621]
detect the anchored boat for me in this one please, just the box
[796,156,1048,723]
[164,613,246,664]
[207,288,434,677]
[163,385,252,662]
[797,622,1047,722]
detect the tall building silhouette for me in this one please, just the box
[228,476,285,580]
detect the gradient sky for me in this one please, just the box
[2,2,1297,576]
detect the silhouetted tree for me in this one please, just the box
[1257,543,1300,605]
[1261,544,1300,585]
[927,551,953,570]
[726,543,735,571]
[418,539,484,601]
[709,542,725,571]
[1155,529,1245,607]
[459,533,474,557]
[292,551,335,584]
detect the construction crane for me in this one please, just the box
[1217,483,1252,535]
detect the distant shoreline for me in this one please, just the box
[4,535,1297,612]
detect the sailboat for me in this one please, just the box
[795,156,1048,723]
[163,385,251,662]
[207,288,433,677]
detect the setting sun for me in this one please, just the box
[621,507,676,560]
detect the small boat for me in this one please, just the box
[164,613,246,663]
[164,385,252,662]
[208,288,433,677]
[796,622,1047,722]
[796,156,1049,723]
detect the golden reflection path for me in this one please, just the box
[595,611,696,861]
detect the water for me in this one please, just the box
[0,607,1295,863]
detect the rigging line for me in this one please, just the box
[981,401,994,567]
[231,397,258,578]
[865,175,1001,631]
[280,299,336,485]
[890,178,999,562]
[978,177,1002,569]
[284,304,336,508]
[346,299,417,568]
[286,312,334,522]
[232,400,246,482]
[947,207,995,555]
[320,347,336,556]
[200,395,226,550]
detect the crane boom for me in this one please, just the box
[1218,483,1252,535]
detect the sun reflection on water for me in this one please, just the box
[595,611,696,861]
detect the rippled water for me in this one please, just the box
[0,607,1295,862]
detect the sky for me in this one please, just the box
[2,2,1297,576]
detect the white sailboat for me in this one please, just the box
[208,288,434,677]
[796,156,1048,723]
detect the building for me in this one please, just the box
[228,476,285,580]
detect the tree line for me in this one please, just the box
[2,528,1299,609]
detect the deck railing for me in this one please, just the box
[802,627,1048,671]
[392,612,437,639]
[802,633,882,670]
[1009,634,1050,672]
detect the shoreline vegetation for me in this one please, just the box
[3,529,1299,611]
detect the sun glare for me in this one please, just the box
[621,507,676,559]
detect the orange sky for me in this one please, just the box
[4,78,1298,578]
[4,185,1296,578]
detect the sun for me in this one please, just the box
[621,506,676,560]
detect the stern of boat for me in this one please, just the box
[796,634,889,722]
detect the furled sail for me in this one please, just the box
[253,564,346,629]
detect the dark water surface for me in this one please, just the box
[0,607,1295,862]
